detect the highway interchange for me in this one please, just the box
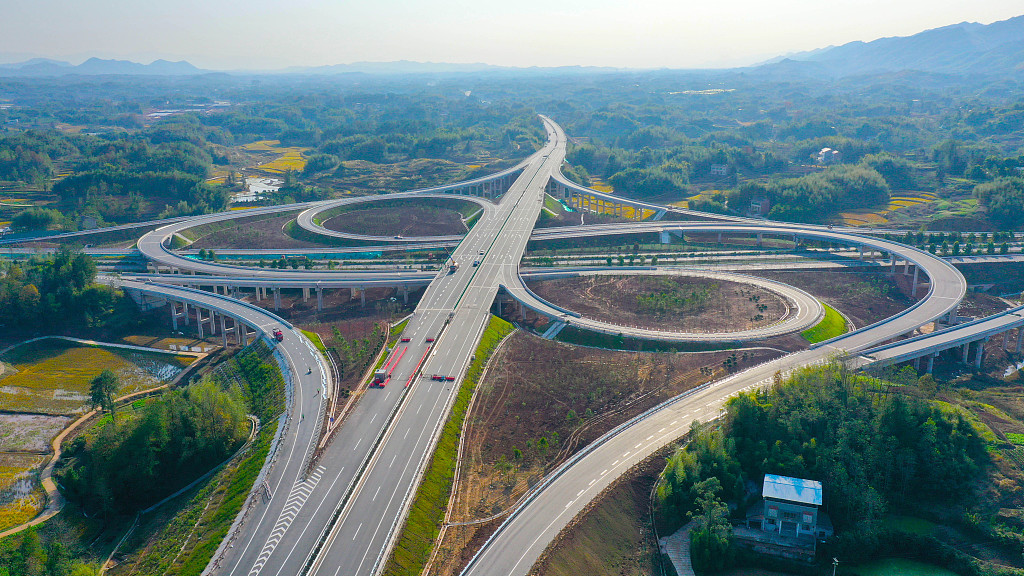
[25,116,992,575]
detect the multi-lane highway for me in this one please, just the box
[59,115,984,576]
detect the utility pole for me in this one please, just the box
[832,557,839,576]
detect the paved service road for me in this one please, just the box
[460,207,967,576]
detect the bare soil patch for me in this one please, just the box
[323,205,466,237]
[749,269,916,329]
[428,333,782,576]
[528,274,788,333]
[190,214,324,249]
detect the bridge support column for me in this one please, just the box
[904,260,911,275]
[402,285,409,304]
[660,231,671,244]
[171,302,179,331]
[360,286,366,307]
[975,338,989,369]
[912,266,920,297]
[182,302,190,326]
[717,232,722,244]
[859,246,865,259]
[914,357,921,371]
[220,314,228,347]
[756,233,763,248]
[1017,327,1024,354]
[303,287,309,302]
[317,287,324,311]
[927,353,937,374]
[273,287,281,311]
[196,309,205,339]
[890,256,896,275]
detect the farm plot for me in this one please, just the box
[0,413,70,453]
[0,340,194,415]
[0,452,46,532]
[528,274,788,333]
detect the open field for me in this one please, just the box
[189,213,327,249]
[839,558,958,576]
[0,339,194,414]
[323,204,468,237]
[427,333,781,576]
[528,274,789,333]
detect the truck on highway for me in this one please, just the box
[449,261,459,273]
[273,329,284,342]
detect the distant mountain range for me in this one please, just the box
[0,57,204,76]
[759,14,1024,77]
[1,14,1022,78]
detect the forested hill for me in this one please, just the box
[764,14,1024,77]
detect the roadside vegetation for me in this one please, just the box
[801,303,848,343]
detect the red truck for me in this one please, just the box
[273,329,284,342]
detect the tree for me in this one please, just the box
[90,370,119,418]
[688,477,732,573]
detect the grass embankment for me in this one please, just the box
[383,315,515,576]
[801,303,848,343]
[301,329,328,354]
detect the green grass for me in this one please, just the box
[1006,432,1024,445]
[383,315,515,576]
[887,515,937,535]
[840,558,958,576]
[301,330,328,354]
[390,319,410,339]
[801,303,848,343]
[543,193,565,215]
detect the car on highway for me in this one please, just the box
[473,260,480,267]
[400,337,411,342]
[425,337,434,343]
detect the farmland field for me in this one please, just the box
[0,452,46,532]
[0,339,194,415]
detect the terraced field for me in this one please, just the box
[0,339,194,415]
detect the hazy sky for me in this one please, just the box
[2,0,1022,69]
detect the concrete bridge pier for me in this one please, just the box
[911,266,920,297]
[182,302,190,326]
[360,286,366,307]
[273,287,281,311]
[974,337,989,369]
[220,314,229,347]
[660,231,672,244]
[401,285,409,304]
[303,287,310,302]
[756,233,763,248]
[1016,328,1023,354]
[317,287,324,311]
[927,352,938,373]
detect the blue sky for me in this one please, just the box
[2,0,1021,69]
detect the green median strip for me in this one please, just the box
[801,303,848,343]
[383,315,515,576]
